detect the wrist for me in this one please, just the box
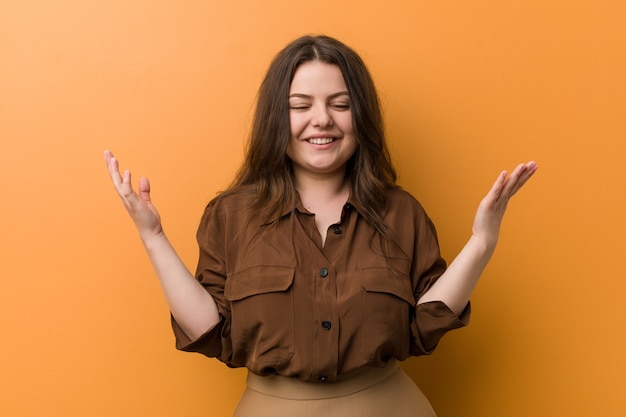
[468,234,497,257]
[140,229,167,250]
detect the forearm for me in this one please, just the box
[417,161,537,315]
[141,232,220,340]
[417,235,495,315]
[104,152,221,340]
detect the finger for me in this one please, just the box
[138,177,152,203]
[502,162,538,197]
[509,165,536,195]
[483,170,508,204]
[105,154,124,188]
[122,168,131,188]
[104,150,117,175]
[500,163,526,195]
[104,150,113,165]
[508,162,538,191]
[120,170,140,202]
[493,170,507,193]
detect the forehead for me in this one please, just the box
[289,61,347,94]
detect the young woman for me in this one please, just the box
[105,35,537,416]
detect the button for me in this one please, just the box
[331,225,342,234]
[319,376,328,383]
[321,320,332,330]
[319,268,329,278]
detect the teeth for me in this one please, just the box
[308,137,334,145]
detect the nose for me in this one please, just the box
[311,104,332,128]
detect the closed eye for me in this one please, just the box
[330,103,350,110]
[289,105,310,111]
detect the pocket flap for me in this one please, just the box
[360,267,415,305]
[225,266,295,301]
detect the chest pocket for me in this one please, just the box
[225,265,295,368]
[359,267,415,362]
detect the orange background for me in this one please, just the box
[2,1,625,416]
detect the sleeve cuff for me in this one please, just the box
[170,314,224,358]
[410,301,471,355]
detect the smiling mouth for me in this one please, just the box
[307,137,336,145]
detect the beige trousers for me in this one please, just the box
[234,360,437,417]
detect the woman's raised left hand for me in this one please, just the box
[472,161,538,249]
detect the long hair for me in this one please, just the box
[216,35,397,237]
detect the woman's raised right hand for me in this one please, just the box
[104,150,163,239]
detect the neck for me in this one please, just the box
[292,169,349,203]
[292,169,351,247]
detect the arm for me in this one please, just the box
[418,161,538,314]
[104,150,220,340]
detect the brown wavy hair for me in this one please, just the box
[215,35,398,237]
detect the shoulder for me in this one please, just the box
[198,188,257,229]
[383,187,438,234]
[385,187,427,215]
[207,187,256,212]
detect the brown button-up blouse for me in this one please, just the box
[171,187,470,383]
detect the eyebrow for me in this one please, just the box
[288,91,350,99]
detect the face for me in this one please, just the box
[286,61,357,181]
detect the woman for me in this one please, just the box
[105,35,537,416]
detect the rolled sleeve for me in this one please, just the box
[171,314,225,357]
[403,195,472,356]
[170,200,231,360]
[410,301,470,355]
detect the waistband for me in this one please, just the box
[245,360,401,400]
